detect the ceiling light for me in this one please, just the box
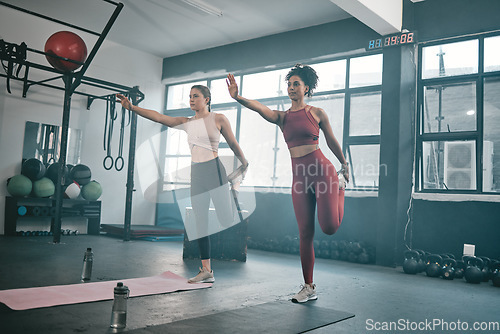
[466,110,475,116]
[181,0,223,17]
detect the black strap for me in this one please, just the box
[103,96,115,170]
[115,106,126,171]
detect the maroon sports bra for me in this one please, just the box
[282,106,320,149]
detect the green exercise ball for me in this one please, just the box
[7,175,33,197]
[32,177,55,198]
[81,180,102,201]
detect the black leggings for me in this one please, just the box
[190,157,230,260]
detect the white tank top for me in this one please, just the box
[184,112,220,153]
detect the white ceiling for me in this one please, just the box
[1,0,402,59]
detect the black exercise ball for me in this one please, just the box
[70,164,91,185]
[21,158,46,181]
[45,162,70,186]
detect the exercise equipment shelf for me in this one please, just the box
[4,196,101,236]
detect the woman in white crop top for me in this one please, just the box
[117,85,248,284]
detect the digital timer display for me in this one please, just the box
[367,31,416,50]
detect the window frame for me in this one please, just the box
[415,32,500,194]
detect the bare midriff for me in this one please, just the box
[191,146,218,163]
[289,144,319,158]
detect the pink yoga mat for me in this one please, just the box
[0,271,211,310]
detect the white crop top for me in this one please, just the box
[184,112,220,153]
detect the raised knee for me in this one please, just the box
[322,224,340,235]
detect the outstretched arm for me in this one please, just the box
[315,108,349,182]
[116,94,187,128]
[226,74,284,125]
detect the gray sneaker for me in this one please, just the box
[292,284,317,303]
[188,267,215,283]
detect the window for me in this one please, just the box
[166,81,206,109]
[164,55,383,192]
[417,34,500,193]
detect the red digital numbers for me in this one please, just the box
[407,32,414,43]
[368,32,415,50]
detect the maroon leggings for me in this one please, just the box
[291,149,345,284]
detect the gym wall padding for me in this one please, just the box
[412,199,500,260]
[246,192,378,248]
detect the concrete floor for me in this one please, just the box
[0,234,499,334]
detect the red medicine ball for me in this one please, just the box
[44,31,87,72]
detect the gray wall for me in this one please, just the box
[162,18,379,82]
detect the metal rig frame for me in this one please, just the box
[0,0,144,242]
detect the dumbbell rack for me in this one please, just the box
[4,196,101,236]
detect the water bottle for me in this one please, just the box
[110,282,129,329]
[81,248,93,281]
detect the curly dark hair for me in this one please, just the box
[285,63,319,97]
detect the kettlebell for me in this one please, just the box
[478,256,492,282]
[464,256,484,284]
[454,260,466,279]
[426,254,443,278]
[403,250,420,275]
[415,250,427,273]
[491,261,500,287]
[441,258,456,280]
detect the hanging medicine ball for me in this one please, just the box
[70,164,91,185]
[44,31,87,72]
[46,163,70,186]
[7,175,33,197]
[32,177,55,198]
[81,180,102,201]
[21,158,46,181]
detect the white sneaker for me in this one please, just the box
[291,284,317,303]
[188,267,215,283]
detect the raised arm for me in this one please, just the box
[226,74,284,125]
[116,94,188,128]
[315,107,350,182]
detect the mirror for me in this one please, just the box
[22,121,82,165]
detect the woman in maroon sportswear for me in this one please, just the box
[227,64,349,303]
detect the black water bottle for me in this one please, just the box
[110,282,129,329]
[81,247,93,281]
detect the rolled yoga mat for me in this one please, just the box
[0,271,211,310]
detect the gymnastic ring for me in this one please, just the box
[103,155,114,170]
[115,156,124,171]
